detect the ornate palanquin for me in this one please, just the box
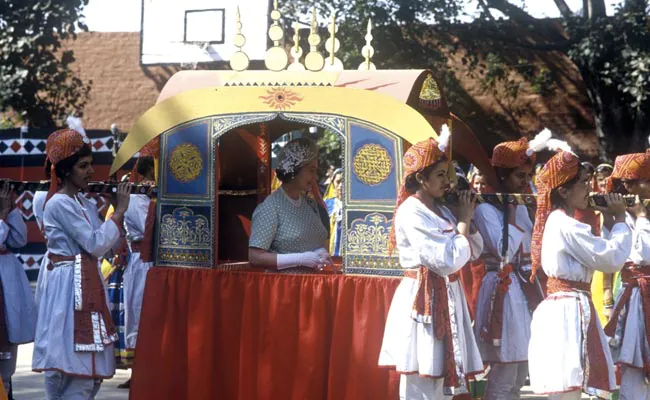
[112,70,492,276]
[111,6,497,400]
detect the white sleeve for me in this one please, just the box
[473,204,525,262]
[562,220,632,273]
[0,220,8,245]
[124,195,148,240]
[467,229,484,261]
[398,208,472,276]
[52,198,121,258]
[4,209,27,248]
[630,217,650,265]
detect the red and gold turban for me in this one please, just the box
[531,150,580,278]
[492,129,552,169]
[389,135,449,254]
[606,150,650,192]
[129,137,160,183]
[44,128,91,204]
[492,138,535,169]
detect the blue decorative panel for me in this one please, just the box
[156,204,213,267]
[344,210,400,275]
[162,122,211,199]
[348,122,399,204]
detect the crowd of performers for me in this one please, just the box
[0,121,649,400]
[247,129,650,400]
[0,125,157,398]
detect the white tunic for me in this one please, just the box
[528,210,632,398]
[123,194,153,350]
[605,214,650,371]
[0,209,37,345]
[378,196,484,395]
[33,190,48,308]
[473,203,533,363]
[32,193,121,378]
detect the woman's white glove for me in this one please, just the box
[276,248,333,270]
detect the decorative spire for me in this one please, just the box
[264,0,289,71]
[230,6,250,72]
[304,7,325,72]
[358,19,376,71]
[288,21,306,71]
[323,12,343,71]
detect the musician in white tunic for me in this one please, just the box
[473,131,551,399]
[528,144,632,400]
[32,128,131,399]
[378,130,484,399]
[123,145,157,364]
[602,150,650,400]
[0,183,37,395]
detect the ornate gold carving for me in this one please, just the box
[259,87,303,110]
[353,144,392,186]
[159,207,211,247]
[347,213,391,255]
[288,22,306,71]
[169,143,203,183]
[158,248,210,263]
[264,0,289,71]
[230,6,250,72]
[304,7,325,72]
[323,13,343,71]
[358,19,376,71]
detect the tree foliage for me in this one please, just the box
[0,0,91,128]
[280,0,650,160]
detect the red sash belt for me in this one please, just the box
[0,248,8,255]
[48,252,119,352]
[548,277,611,393]
[404,267,461,388]
[482,264,513,346]
[603,264,650,380]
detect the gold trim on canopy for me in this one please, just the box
[110,86,438,175]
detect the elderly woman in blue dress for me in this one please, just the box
[249,138,332,272]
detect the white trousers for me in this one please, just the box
[44,371,101,400]
[399,374,454,400]
[484,362,528,400]
[620,366,650,400]
[548,390,581,400]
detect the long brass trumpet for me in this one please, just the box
[0,180,158,197]
[443,192,647,208]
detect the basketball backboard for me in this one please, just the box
[140,0,269,65]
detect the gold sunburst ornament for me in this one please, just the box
[353,143,393,185]
[259,87,304,110]
[169,143,203,183]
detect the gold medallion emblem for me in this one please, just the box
[169,143,203,183]
[353,144,392,186]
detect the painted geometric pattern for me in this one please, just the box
[0,136,115,155]
[211,113,277,139]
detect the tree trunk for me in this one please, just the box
[584,0,607,18]
[580,67,649,160]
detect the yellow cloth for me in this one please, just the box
[101,205,116,278]
[591,270,620,326]
[0,379,7,400]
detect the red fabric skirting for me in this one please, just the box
[130,268,401,400]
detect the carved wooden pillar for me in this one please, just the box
[257,122,271,203]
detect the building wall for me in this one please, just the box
[61,32,179,131]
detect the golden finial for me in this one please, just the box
[264,0,289,71]
[323,12,343,71]
[304,7,325,72]
[358,19,376,71]
[288,21,306,71]
[230,6,250,72]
